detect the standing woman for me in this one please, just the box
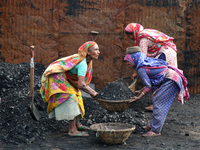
[125,23,178,110]
[125,23,177,68]
[40,41,100,137]
[124,46,189,137]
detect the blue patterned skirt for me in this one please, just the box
[151,78,179,133]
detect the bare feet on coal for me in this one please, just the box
[145,105,153,111]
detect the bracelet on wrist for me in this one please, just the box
[141,92,145,96]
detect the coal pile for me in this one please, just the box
[96,82,135,100]
[0,61,69,145]
[0,61,150,145]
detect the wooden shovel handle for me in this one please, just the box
[30,46,34,98]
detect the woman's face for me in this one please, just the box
[88,44,100,59]
[125,61,135,68]
[127,34,134,40]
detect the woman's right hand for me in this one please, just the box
[129,96,139,103]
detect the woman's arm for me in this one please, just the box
[129,68,152,103]
[137,68,152,92]
[139,38,150,56]
[134,87,145,96]
[78,76,98,98]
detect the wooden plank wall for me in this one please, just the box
[0,0,199,94]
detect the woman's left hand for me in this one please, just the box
[129,96,140,103]
[131,72,137,80]
[92,93,99,100]
[134,90,141,96]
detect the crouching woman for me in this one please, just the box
[124,46,189,137]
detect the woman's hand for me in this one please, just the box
[78,76,98,99]
[134,90,141,96]
[88,87,98,99]
[129,96,140,103]
[135,87,145,96]
[92,93,99,100]
[131,72,137,80]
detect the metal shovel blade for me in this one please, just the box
[29,103,41,121]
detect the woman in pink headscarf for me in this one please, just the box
[125,23,178,111]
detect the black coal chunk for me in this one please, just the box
[96,82,135,100]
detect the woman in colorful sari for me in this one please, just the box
[124,46,189,137]
[40,41,100,137]
[125,23,178,111]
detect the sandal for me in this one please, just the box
[78,126,90,130]
[142,131,161,137]
[69,132,89,137]
[77,122,90,130]
[142,125,152,130]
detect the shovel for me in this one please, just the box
[90,31,99,41]
[29,45,41,120]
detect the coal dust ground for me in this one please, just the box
[0,61,200,150]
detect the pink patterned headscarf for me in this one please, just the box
[125,23,144,46]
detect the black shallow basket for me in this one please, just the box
[96,99,132,112]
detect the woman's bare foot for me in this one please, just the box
[142,125,152,130]
[145,105,153,111]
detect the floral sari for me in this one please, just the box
[40,41,96,116]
